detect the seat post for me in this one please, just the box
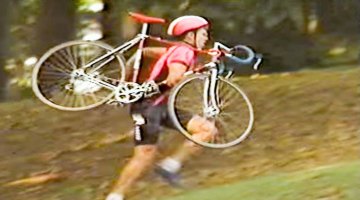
[132,23,149,82]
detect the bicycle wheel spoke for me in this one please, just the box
[73,94,81,108]
[85,45,103,65]
[88,92,99,104]
[84,45,93,64]
[91,48,105,63]
[193,80,204,96]
[47,56,72,74]
[78,94,86,107]
[214,122,228,144]
[39,86,56,97]
[54,50,74,71]
[174,106,199,115]
[216,117,239,142]
[177,113,192,123]
[65,47,78,70]
[178,96,200,107]
[221,86,238,105]
[39,71,68,81]
[72,44,79,67]
[221,107,250,127]
[80,45,86,68]
[39,78,68,87]
[60,90,71,106]
[94,90,109,100]
[49,88,65,103]
[82,44,89,65]
[39,72,69,83]
[176,99,201,110]
[45,61,72,74]
[221,94,246,110]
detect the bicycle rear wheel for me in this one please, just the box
[32,40,126,111]
[168,74,254,148]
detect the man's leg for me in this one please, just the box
[157,115,217,183]
[106,145,158,200]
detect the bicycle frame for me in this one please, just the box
[82,23,150,82]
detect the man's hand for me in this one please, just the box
[193,65,205,73]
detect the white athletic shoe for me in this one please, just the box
[105,193,124,200]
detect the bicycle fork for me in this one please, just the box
[203,64,221,118]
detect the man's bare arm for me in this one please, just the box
[165,62,188,87]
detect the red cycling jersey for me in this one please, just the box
[148,44,196,81]
[147,44,197,105]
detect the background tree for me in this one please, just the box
[32,0,77,56]
[0,0,13,101]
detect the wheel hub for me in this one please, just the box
[67,69,102,94]
[203,106,220,117]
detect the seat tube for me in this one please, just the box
[132,23,149,82]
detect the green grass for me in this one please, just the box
[162,161,360,200]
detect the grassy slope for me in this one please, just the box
[161,161,360,200]
[0,66,359,200]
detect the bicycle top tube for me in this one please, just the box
[129,12,166,24]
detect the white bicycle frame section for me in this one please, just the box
[68,23,151,104]
[201,42,262,117]
[83,23,150,82]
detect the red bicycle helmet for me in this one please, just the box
[167,15,209,36]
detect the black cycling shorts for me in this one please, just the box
[129,98,192,146]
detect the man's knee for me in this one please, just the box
[134,145,158,162]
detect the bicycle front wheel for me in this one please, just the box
[168,74,254,149]
[32,40,126,111]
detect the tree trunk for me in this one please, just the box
[102,0,124,45]
[0,0,12,101]
[33,0,76,56]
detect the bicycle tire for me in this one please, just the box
[32,40,126,111]
[168,74,254,148]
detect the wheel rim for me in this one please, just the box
[32,41,125,111]
[169,75,254,148]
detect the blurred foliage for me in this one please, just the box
[1,0,359,97]
[6,0,39,89]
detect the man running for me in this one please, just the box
[106,15,218,200]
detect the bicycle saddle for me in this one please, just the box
[129,12,166,24]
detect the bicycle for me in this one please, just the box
[32,12,262,149]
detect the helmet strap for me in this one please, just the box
[183,31,197,47]
[194,30,199,49]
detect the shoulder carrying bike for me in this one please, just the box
[32,12,262,149]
